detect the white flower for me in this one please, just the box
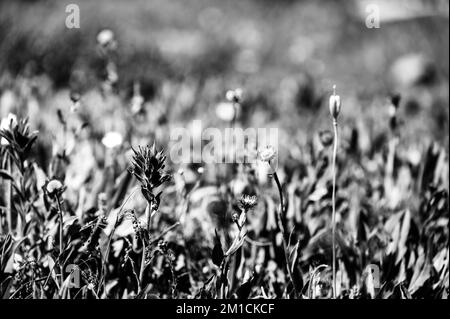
[102,131,123,149]
[258,145,278,173]
[259,145,276,163]
[215,102,235,122]
[46,179,64,194]
[225,88,243,103]
[97,29,115,46]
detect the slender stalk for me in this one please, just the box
[331,118,338,299]
[6,157,12,234]
[139,238,146,291]
[98,186,138,296]
[273,172,298,298]
[56,196,64,289]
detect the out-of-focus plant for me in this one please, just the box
[329,84,341,299]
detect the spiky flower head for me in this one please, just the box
[239,195,258,211]
[128,144,170,206]
[329,85,341,120]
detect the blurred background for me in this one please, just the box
[0,0,449,148]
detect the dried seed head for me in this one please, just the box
[329,85,341,120]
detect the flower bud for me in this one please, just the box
[329,85,341,120]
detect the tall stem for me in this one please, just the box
[273,172,298,298]
[56,196,64,288]
[331,119,338,299]
[139,239,146,292]
[6,157,12,234]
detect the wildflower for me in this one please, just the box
[329,85,341,120]
[239,195,258,211]
[258,145,277,172]
[102,131,123,149]
[44,179,65,200]
[197,167,204,174]
[225,88,243,103]
[128,144,171,207]
[259,145,276,162]
[97,29,115,47]
[215,102,235,122]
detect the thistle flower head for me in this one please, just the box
[329,85,341,120]
[239,195,258,211]
[129,144,171,205]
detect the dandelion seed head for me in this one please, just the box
[46,179,64,195]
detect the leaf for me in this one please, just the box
[212,229,224,266]
[63,216,78,230]
[396,210,411,264]
[236,276,255,299]
[0,169,13,181]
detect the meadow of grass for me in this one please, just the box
[0,0,448,299]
